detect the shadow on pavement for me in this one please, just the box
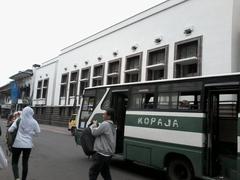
[111,158,166,180]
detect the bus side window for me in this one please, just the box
[157,93,178,110]
[131,94,142,109]
[178,92,201,110]
[130,93,155,109]
[143,93,155,109]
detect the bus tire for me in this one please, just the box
[167,158,194,180]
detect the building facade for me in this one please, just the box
[10,69,33,110]
[0,83,11,118]
[0,69,33,118]
[32,0,240,126]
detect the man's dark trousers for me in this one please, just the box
[89,153,112,180]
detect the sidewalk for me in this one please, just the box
[40,124,70,135]
[0,118,70,136]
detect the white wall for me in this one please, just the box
[231,0,240,72]
[33,59,58,106]
[34,0,238,106]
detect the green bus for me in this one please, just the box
[75,73,240,180]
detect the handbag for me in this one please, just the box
[0,146,8,169]
[6,118,21,152]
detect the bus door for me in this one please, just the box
[206,88,238,178]
[111,90,129,154]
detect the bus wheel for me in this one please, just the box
[167,158,194,180]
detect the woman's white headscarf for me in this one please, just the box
[20,107,36,131]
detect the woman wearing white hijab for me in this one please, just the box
[8,106,40,180]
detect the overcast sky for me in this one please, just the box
[0,0,165,86]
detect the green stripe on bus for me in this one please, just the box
[125,114,205,133]
[124,137,204,177]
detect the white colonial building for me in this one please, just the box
[32,0,240,126]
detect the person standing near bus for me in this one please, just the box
[89,109,116,180]
[8,107,40,180]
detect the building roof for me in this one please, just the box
[10,69,33,80]
[0,82,11,94]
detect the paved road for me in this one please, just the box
[0,119,164,180]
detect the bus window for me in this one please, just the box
[178,92,201,110]
[96,88,106,105]
[102,91,112,110]
[82,97,94,111]
[80,96,95,128]
[131,94,142,109]
[79,88,106,128]
[157,93,178,110]
[129,85,155,110]
[143,94,155,109]
[130,93,155,109]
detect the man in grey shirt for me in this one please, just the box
[89,109,116,180]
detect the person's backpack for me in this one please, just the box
[6,118,21,152]
[80,127,95,156]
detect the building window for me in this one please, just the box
[42,79,49,99]
[93,64,104,87]
[60,74,68,98]
[60,85,66,97]
[80,68,90,96]
[61,74,68,83]
[125,53,142,83]
[174,37,202,78]
[80,81,89,96]
[38,81,42,88]
[147,46,168,80]
[81,68,90,79]
[107,59,121,85]
[177,41,198,59]
[70,71,78,82]
[69,71,79,97]
[36,80,42,99]
[69,83,77,96]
